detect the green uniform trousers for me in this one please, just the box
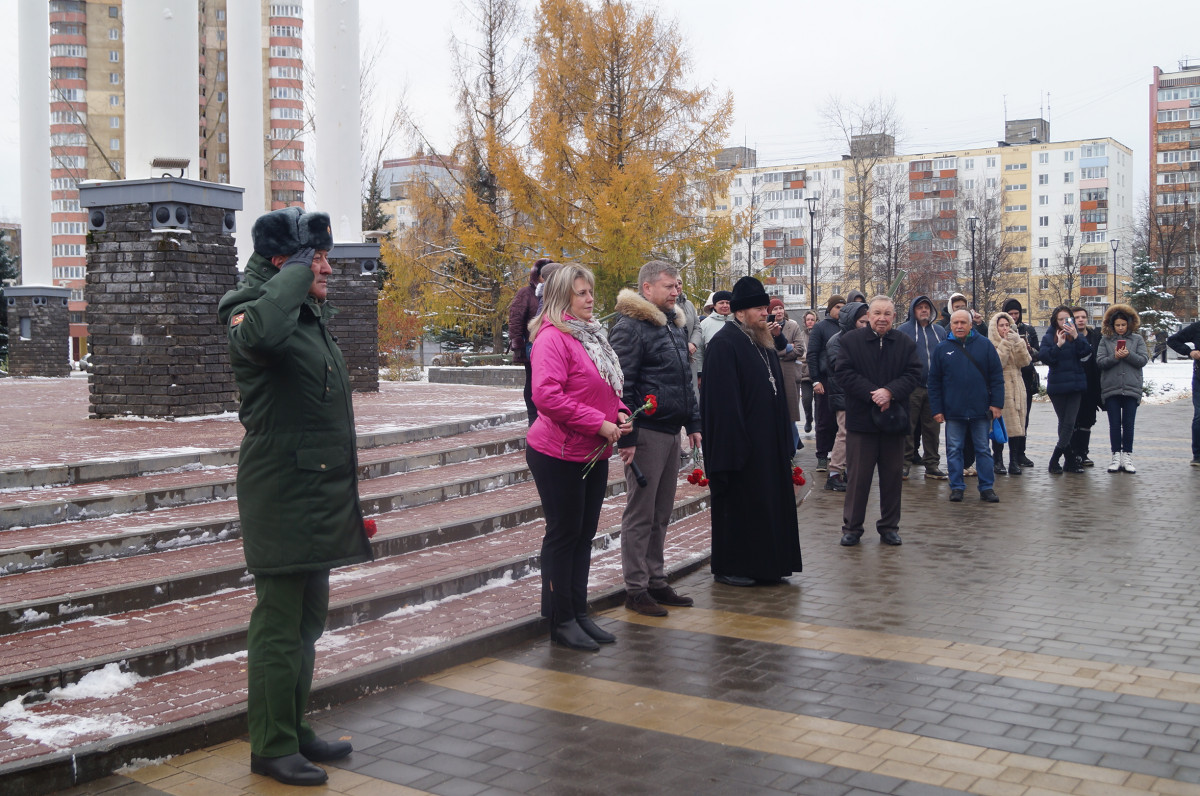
[247,569,330,757]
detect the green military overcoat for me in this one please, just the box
[217,253,373,575]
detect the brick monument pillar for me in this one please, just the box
[327,242,381,393]
[5,286,71,378]
[78,177,243,419]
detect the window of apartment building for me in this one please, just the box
[218,51,226,62]
[1080,144,1107,159]
[1037,216,1049,227]
[216,29,225,42]
[52,222,84,235]
[985,178,997,188]
[788,284,803,296]
[109,5,119,17]
[1063,172,1074,183]
[1038,174,1049,185]
[1038,237,1049,248]
[109,72,120,84]
[110,95,120,106]
[50,44,87,58]
[1158,149,1200,165]
[986,157,997,168]
[52,244,84,258]
[963,178,975,189]
[1158,86,1200,101]
[1082,231,1106,244]
[218,172,228,183]
[54,266,86,280]
[1082,273,1107,289]
[1064,151,1074,162]
[217,9,226,21]
[1064,193,1075,205]
[217,132,227,143]
[1005,225,1028,232]
[216,91,226,102]
[271,4,304,17]
[1004,183,1027,191]
[270,46,303,59]
[1038,153,1049,164]
[52,177,77,191]
[1080,166,1107,180]
[109,138,120,151]
[1038,272,1050,284]
[1038,299,1050,310]
[1004,163,1027,171]
[1037,195,1048,206]
[933,157,956,170]
[733,197,743,207]
[963,158,975,170]
[53,198,81,212]
[1004,204,1027,212]
[109,116,120,128]
[110,50,120,62]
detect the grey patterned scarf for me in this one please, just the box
[562,318,623,395]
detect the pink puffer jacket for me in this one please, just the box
[527,321,628,462]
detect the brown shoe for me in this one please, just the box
[647,585,694,607]
[625,591,668,617]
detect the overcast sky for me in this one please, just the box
[0,0,1193,222]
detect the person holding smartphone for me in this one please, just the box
[1096,304,1148,473]
[1039,305,1093,474]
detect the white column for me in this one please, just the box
[18,1,51,285]
[314,0,362,243]
[124,1,200,181]
[227,0,267,259]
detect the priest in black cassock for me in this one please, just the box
[700,276,804,587]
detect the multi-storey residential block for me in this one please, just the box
[717,121,1133,324]
[378,151,463,235]
[45,0,305,358]
[1149,61,1200,317]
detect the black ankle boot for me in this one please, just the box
[1048,446,1063,475]
[575,614,616,644]
[992,442,1006,474]
[551,618,600,651]
[1064,448,1085,473]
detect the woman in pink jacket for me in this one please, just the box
[527,263,631,651]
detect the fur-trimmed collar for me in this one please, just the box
[614,288,686,328]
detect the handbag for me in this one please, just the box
[871,401,910,435]
[989,416,1008,444]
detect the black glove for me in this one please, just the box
[280,247,316,271]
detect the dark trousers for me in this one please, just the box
[1049,391,1082,451]
[800,381,814,425]
[815,392,836,456]
[904,386,940,468]
[1194,370,1200,459]
[247,569,329,757]
[1104,395,1139,453]
[522,359,537,425]
[842,431,905,537]
[526,446,608,621]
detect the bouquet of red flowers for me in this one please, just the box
[792,466,805,486]
[686,448,708,487]
[581,394,658,479]
[364,518,378,539]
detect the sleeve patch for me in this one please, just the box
[230,313,245,327]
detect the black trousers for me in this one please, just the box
[842,431,905,537]
[526,446,608,621]
[815,392,836,456]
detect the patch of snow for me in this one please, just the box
[16,609,50,625]
[0,663,149,749]
[117,756,173,773]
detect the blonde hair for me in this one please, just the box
[528,263,594,341]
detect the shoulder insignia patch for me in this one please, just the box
[230,313,245,327]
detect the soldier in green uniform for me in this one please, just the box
[217,207,373,786]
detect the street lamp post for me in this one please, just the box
[805,195,819,312]
[1110,238,1121,305]
[968,215,979,310]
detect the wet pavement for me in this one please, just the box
[50,395,1200,795]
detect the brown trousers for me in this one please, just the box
[842,430,906,538]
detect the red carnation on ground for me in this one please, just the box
[364,519,378,538]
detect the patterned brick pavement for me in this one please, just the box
[29,391,1200,795]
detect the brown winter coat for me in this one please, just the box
[776,314,804,422]
[988,312,1032,434]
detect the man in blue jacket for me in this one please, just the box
[929,310,1005,503]
[897,295,948,481]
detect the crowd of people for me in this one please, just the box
[515,257,1200,650]
[219,209,1200,783]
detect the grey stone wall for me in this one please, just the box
[428,366,525,387]
[6,291,70,378]
[327,252,380,393]
[84,203,239,419]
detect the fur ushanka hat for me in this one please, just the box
[251,206,334,259]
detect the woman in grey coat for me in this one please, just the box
[1095,304,1148,474]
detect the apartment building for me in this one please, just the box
[378,151,463,235]
[719,121,1133,323]
[1149,61,1200,316]
[46,0,306,358]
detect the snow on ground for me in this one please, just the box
[0,664,149,749]
[1033,360,1194,404]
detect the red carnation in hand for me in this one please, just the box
[643,394,658,416]
[364,519,378,538]
[792,466,806,486]
[699,478,709,487]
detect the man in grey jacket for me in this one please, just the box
[897,295,948,481]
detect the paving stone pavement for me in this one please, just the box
[39,392,1200,795]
